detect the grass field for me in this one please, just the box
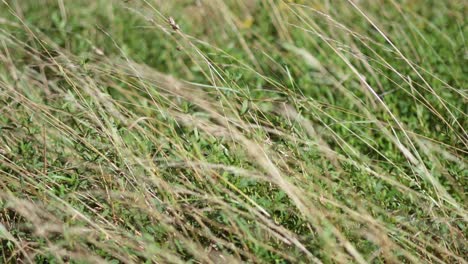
[0,0,466,263]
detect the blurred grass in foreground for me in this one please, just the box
[0,0,466,263]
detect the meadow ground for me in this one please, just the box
[0,0,466,263]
